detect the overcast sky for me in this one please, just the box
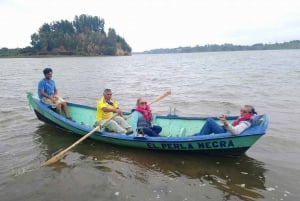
[1,0,300,52]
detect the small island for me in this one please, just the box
[0,14,132,57]
[2,13,300,57]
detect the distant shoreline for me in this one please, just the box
[137,40,300,54]
[2,39,300,57]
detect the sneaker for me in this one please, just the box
[125,127,133,135]
[136,128,144,135]
[126,130,133,135]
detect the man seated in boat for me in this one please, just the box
[38,68,72,120]
[198,105,257,136]
[95,89,133,134]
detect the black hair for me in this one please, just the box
[245,105,257,115]
[43,68,53,75]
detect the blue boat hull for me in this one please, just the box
[27,92,269,156]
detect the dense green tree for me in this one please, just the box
[28,14,131,56]
[30,33,40,50]
[101,28,117,55]
[73,14,105,33]
[36,23,53,51]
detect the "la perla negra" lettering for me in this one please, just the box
[146,140,235,150]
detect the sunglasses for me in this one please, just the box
[140,102,147,105]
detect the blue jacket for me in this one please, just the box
[130,110,151,135]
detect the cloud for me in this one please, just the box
[1,0,300,51]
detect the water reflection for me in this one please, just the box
[35,124,266,201]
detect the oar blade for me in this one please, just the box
[40,150,68,167]
[40,126,100,167]
[40,116,118,167]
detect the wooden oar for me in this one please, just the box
[41,91,171,167]
[125,90,171,119]
[148,90,171,105]
[40,113,118,167]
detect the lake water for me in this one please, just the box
[1,50,300,201]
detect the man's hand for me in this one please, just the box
[219,115,228,126]
[51,96,58,103]
[114,108,123,116]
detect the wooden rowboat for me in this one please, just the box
[27,92,269,156]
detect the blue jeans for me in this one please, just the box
[198,118,226,135]
[141,126,162,137]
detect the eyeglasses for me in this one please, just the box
[240,109,248,114]
[140,102,147,105]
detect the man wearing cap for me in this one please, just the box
[38,68,72,120]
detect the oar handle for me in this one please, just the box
[149,91,171,105]
[125,91,171,120]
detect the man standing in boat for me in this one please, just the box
[38,68,72,120]
[95,89,133,134]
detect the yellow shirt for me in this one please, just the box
[96,97,119,121]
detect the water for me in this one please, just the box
[1,50,300,200]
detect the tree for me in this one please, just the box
[73,14,105,33]
[29,14,131,56]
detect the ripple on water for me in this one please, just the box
[1,51,300,201]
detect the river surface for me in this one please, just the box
[0,50,300,201]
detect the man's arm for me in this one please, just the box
[102,106,122,116]
[225,121,251,135]
[54,89,58,97]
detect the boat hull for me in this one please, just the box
[27,92,268,156]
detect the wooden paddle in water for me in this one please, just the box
[40,113,118,167]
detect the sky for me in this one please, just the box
[1,0,300,52]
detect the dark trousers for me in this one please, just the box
[142,125,162,137]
